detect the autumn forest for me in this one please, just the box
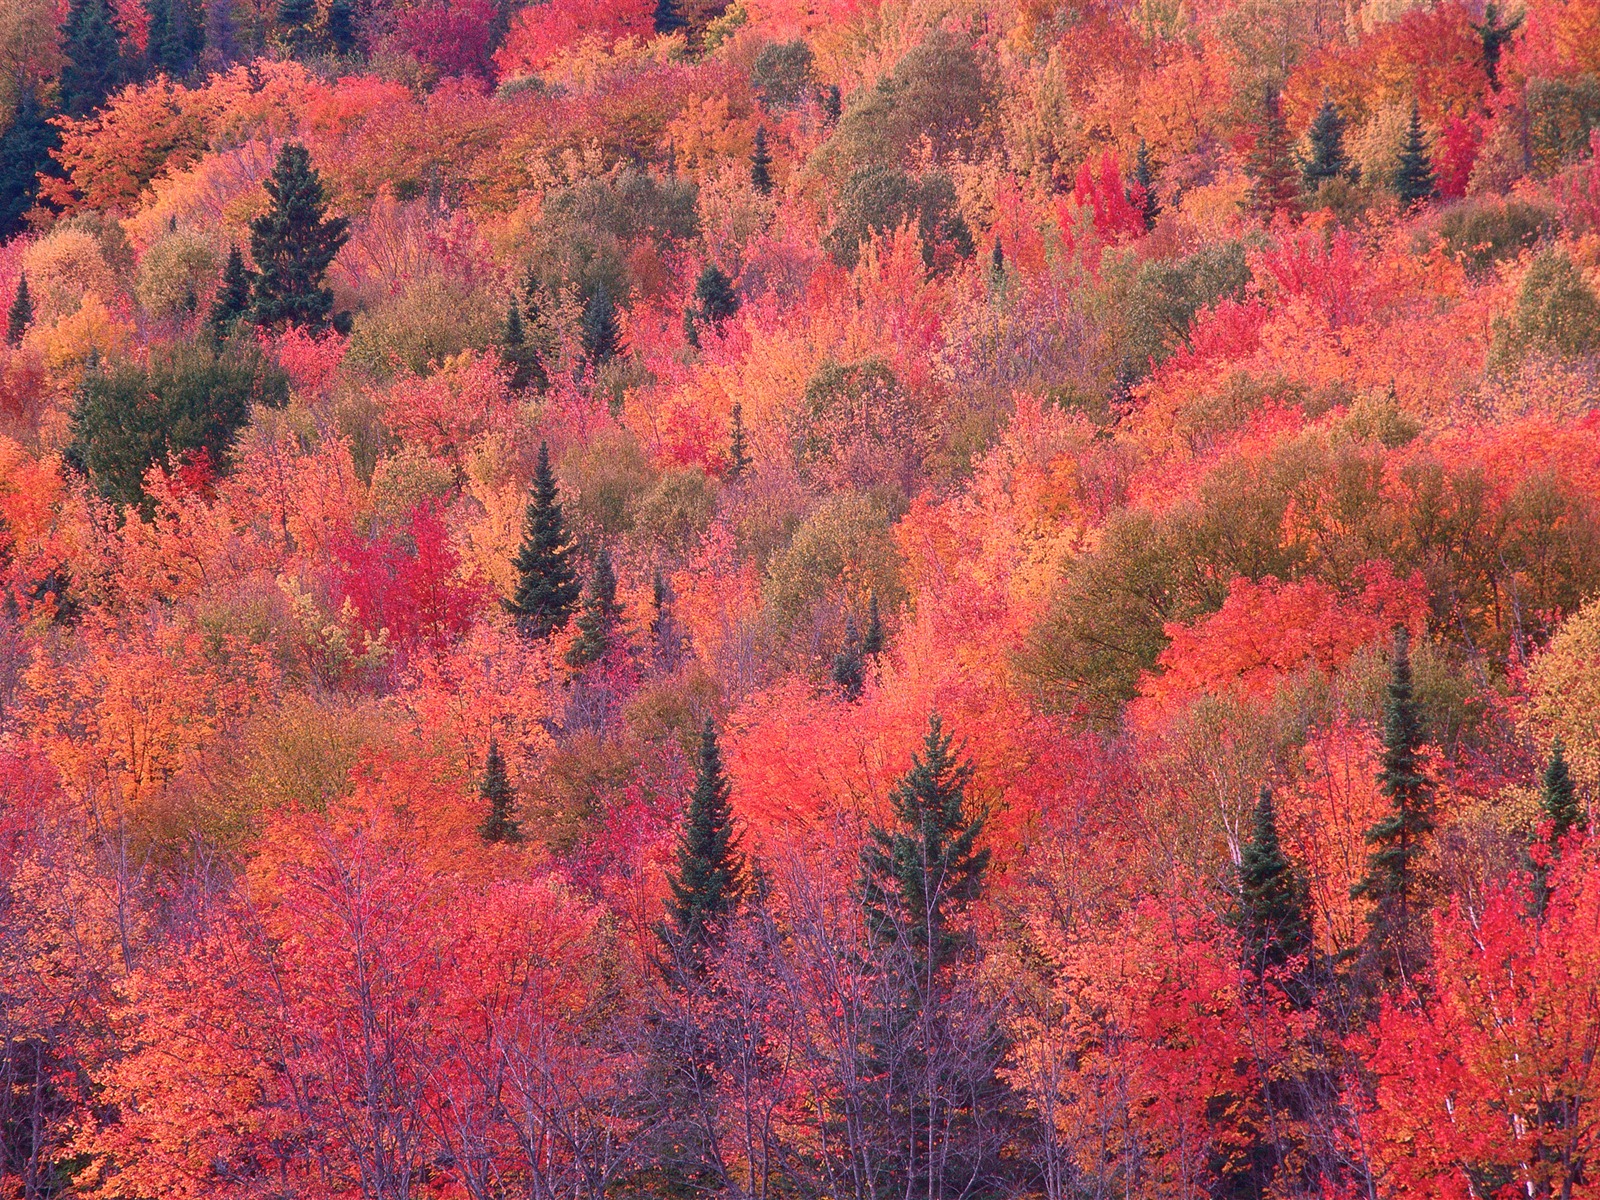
[0,0,1598,1195]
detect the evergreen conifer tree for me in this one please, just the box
[6,275,33,347]
[1542,737,1581,846]
[989,238,1005,278]
[1471,1,1523,92]
[326,0,357,53]
[1533,738,1581,913]
[507,442,581,638]
[207,246,253,345]
[478,736,522,844]
[1303,93,1350,189]
[823,84,841,124]
[1233,788,1312,981]
[749,125,773,195]
[500,297,543,390]
[0,86,60,240]
[580,283,621,366]
[1133,138,1159,230]
[1352,628,1435,988]
[660,717,745,960]
[1394,105,1436,209]
[276,0,315,52]
[722,403,752,482]
[684,264,739,347]
[60,0,123,117]
[653,0,686,35]
[831,615,865,701]
[1246,87,1299,219]
[861,713,989,965]
[862,592,884,657]
[248,142,349,331]
[565,549,623,669]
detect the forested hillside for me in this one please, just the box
[1,0,1599,1195]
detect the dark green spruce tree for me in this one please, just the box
[580,282,621,366]
[507,442,581,638]
[727,403,751,480]
[831,614,866,701]
[478,736,522,844]
[60,0,123,117]
[862,592,884,657]
[6,275,33,347]
[1234,788,1312,983]
[660,717,746,962]
[989,238,1005,279]
[1303,93,1350,190]
[499,296,543,390]
[0,86,61,239]
[749,125,773,195]
[249,142,350,331]
[565,549,623,668]
[1133,138,1159,230]
[1247,87,1299,219]
[684,263,739,347]
[1542,738,1581,846]
[326,0,357,53]
[207,246,254,345]
[653,0,686,35]
[857,714,1004,1199]
[1471,1,1523,92]
[1533,738,1580,913]
[1394,105,1436,209]
[276,0,316,53]
[1351,628,1435,990]
[822,83,842,123]
[862,713,989,966]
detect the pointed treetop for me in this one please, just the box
[508,441,581,639]
[1304,92,1350,189]
[860,713,989,967]
[565,548,624,669]
[248,142,350,331]
[750,125,774,195]
[832,614,865,701]
[1234,787,1311,981]
[728,402,752,480]
[661,716,745,965]
[1542,737,1581,846]
[478,735,523,844]
[1394,104,1436,209]
[6,275,33,347]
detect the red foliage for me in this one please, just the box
[493,0,655,77]
[391,0,498,78]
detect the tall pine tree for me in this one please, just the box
[661,717,745,960]
[580,282,621,366]
[565,549,623,668]
[1542,737,1581,845]
[1303,93,1350,189]
[862,592,884,657]
[861,713,989,966]
[684,263,738,347]
[249,142,349,331]
[1233,788,1312,982]
[507,442,581,638]
[1471,1,1523,92]
[1352,628,1435,989]
[1247,87,1299,219]
[1133,138,1159,231]
[831,614,865,701]
[499,296,543,390]
[207,246,253,345]
[6,275,32,347]
[60,0,123,117]
[0,86,61,239]
[1533,738,1580,913]
[856,714,1004,1199]
[727,403,751,480]
[1394,105,1436,209]
[749,125,773,195]
[478,736,522,844]
[652,0,686,35]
